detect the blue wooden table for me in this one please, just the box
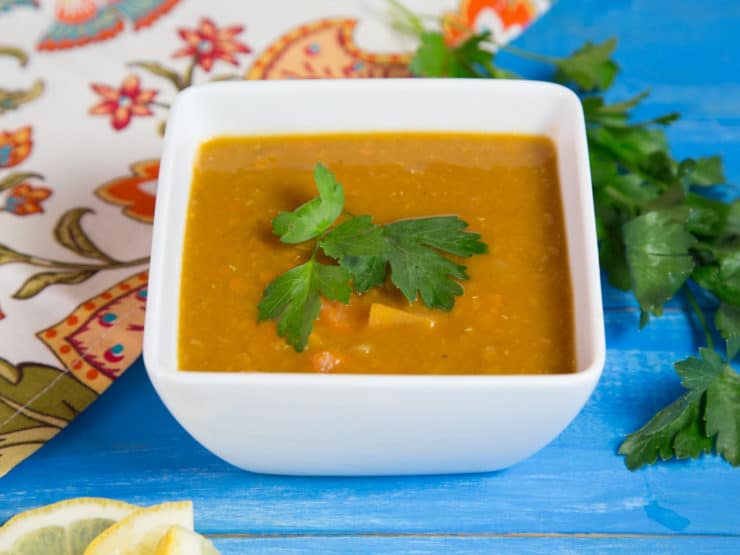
[2,1,739,553]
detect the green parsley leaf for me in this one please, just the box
[675,347,725,391]
[319,216,388,260]
[324,215,487,308]
[383,216,487,310]
[272,163,345,244]
[553,38,619,92]
[623,211,696,317]
[319,216,390,292]
[619,349,740,469]
[619,393,698,470]
[706,365,740,465]
[685,193,731,237]
[595,209,631,291]
[672,402,714,460]
[683,156,726,187]
[693,251,740,306]
[582,90,650,127]
[257,259,351,352]
[716,303,740,360]
[340,255,388,293]
[410,31,482,78]
[725,200,740,236]
[383,216,488,257]
[588,126,673,184]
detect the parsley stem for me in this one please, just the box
[387,0,425,36]
[500,44,557,65]
[603,186,638,211]
[683,284,714,350]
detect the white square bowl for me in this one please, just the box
[144,79,605,476]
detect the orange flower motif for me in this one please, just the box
[443,0,538,45]
[173,17,251,72]
[2,183,52,215]
[442,12,476,47]
[0,126,32,168]
[96,159,159,223]
[89,74,158,130]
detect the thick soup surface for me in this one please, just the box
[180,133,575,374]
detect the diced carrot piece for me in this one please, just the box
[311,350,342,373]
[368,303,434,328]
[319,300,353,330]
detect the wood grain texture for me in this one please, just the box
[1,0,739,551]
[208,535,740,554]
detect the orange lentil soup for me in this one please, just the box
[179,133,575,374]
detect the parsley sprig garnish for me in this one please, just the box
[388,1,740,469]
[258,163,487,352]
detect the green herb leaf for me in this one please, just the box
[553,38,619,92]
[693,251,740,306]
[725,200,740,236]
[683,156,726,187]
[323,215,487,307]
[716,303,740,360]
[408,30,514,79]
[583,90,650,127]
[588,126,672,183]
[340,255,388,293]
[706,365,740,465]
[618,393,698,470]
[623,211,696,316]
[272,163,345,244]
[596,213,631,290]
[675,347,725,391]
[384,216,488,257]
[619,349,740,468]
[672,402,714,460]
[409,32,455,77]
[319,216,388,260]
[319,216,390,292]
[257,259,351,352]
[684,193,730,238]
[383,216,487,310]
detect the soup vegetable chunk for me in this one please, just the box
[179,133,575,374]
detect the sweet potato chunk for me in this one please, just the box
[368,303,434,328]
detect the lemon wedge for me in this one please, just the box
[83,501,193,555]
[0,497,137,555]
[155,525,221,555]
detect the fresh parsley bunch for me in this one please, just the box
[388,1,740,469]
[258,163,487,352]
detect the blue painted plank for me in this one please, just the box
[209,535,740,555]
[1,339,738,535]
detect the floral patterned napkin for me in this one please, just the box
[0,0,550,478]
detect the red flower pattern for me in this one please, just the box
[173,17,251,72]
[2,183,52,215]
[89,74,158,130]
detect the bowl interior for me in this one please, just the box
[145,79,604,381]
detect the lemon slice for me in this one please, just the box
[0,497,138,555]
[83,501,193,555]
[155,525,221,555]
